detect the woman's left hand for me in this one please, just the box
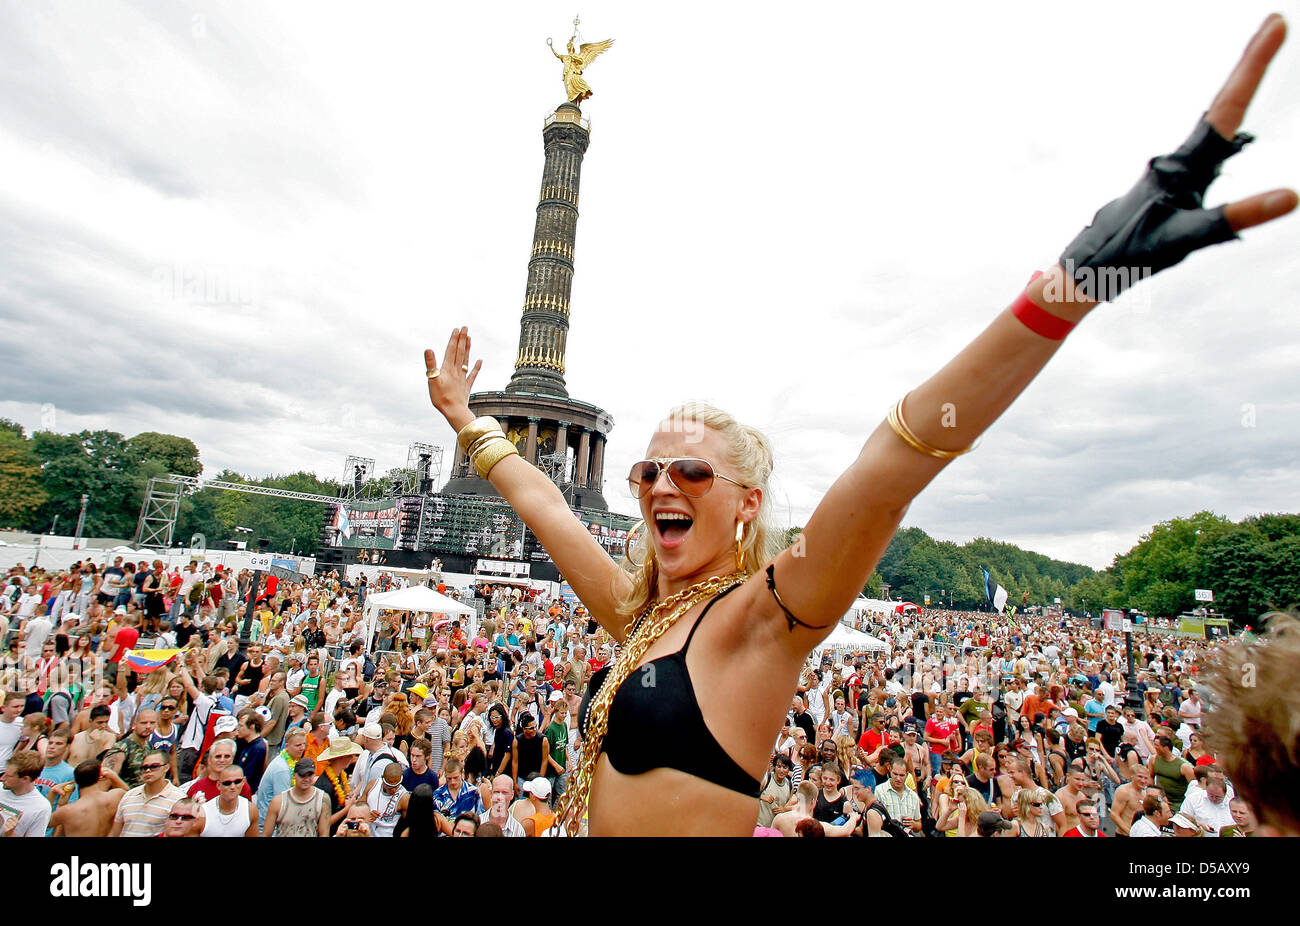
[1052,14,1297,304]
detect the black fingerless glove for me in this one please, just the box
[1059,117,1253,300]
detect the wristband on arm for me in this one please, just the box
[1011,270,1076,340]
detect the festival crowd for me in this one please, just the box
[0,556,1271,838]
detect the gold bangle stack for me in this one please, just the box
[471,438,518,479]
[456,416,519,480]
[457,416,502,453]
[886,396,976,460]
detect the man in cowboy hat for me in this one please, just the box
[313,736,363,832]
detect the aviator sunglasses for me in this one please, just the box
[627,458,750,499]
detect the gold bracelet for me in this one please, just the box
[457,416,502,454]
[886,397,975,460]
[465,430,506,460]
[471,436,519,480]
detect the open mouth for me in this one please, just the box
[654,512,693,548]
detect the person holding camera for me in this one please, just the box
[335,801,372,837]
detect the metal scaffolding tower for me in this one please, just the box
[536,450,571,489]
[342,456,375,498]
[133,475,343,550]
[134,479,184,548]
[404,442,442,495]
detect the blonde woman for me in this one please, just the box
[135,667,173,713]
[834,734,859,781]
[446,730,471,785]
[935,770,969,836]
[424,17,1294,834]
[1015,787,1055,838]
[954,790,989,838]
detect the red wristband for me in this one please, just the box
[1011,271,1076,340]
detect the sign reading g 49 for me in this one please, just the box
[1194,589,1214,602]
[249,554,273,569]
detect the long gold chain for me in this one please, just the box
[555,571,747,836]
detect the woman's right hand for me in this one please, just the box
[423,327,483,431]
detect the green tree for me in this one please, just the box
[1196,524,1269,623]
[1114,511,1232,613]
[126,432,202,478]
[1066,571,1121,613]
[177,471,340,555]
[1261,534,1300,615]
[30,430,146,539]
[0,430,47,528]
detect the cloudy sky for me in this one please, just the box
[2,1,1298,569]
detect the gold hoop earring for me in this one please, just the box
[735,521,746,572]
[624,520,646,568]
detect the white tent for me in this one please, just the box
[847,598,896,617]
[812,623,890,656]
[362,585,477,651]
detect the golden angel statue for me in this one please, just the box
[548,35,614,104]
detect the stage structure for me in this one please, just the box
[317,24,638,580]
[134,475,341,550]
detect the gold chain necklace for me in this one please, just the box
[555,571,747,836]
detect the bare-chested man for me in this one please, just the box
[69,686,114,736]
[772,781,859,837]
[1110,766,1151,836]
[48,761,126,837]
[1009,757,1066,834]
[901,728,930,792]
[68,705,117,765]
[1055,761,1092,833]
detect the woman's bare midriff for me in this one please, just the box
[586,756,760,835]
[578,583,804,835]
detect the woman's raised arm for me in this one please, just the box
[424,328,633,641]
[751,14,1296,659]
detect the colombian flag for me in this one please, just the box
[125,649,182,674]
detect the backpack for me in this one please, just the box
[362,652,377,682]
[870,799,912,838]
[44,690,73,721]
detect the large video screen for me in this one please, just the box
[327,498,401,550]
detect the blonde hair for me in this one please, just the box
[615,403,780,624]
[834,734,857,775]
[961,790,989,825]
[139,668,171,696]
[1015,787,1047,823]
[1205,612,1300,835]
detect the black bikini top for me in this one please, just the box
[578,585,761,799]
